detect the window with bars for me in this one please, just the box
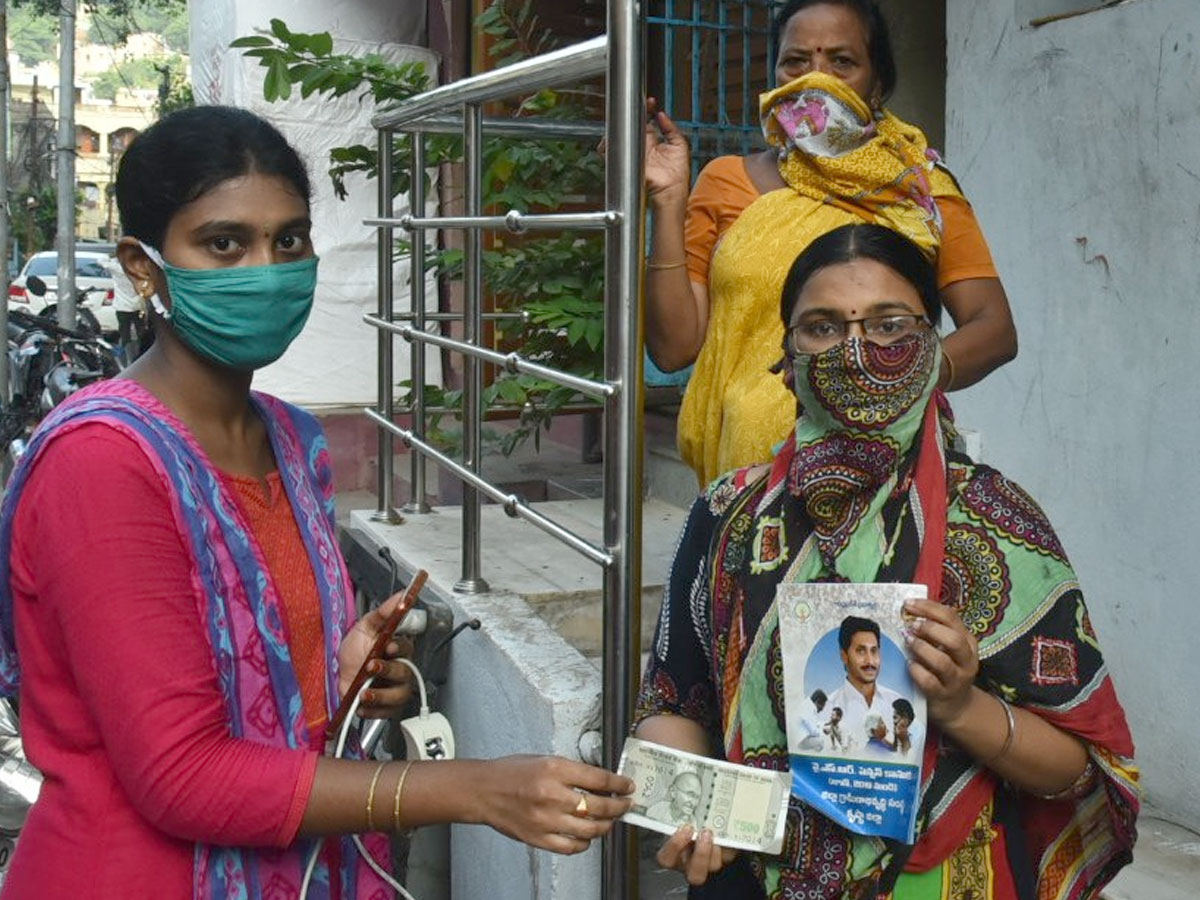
[647,0,784,177]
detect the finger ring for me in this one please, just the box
[574,793,590,817]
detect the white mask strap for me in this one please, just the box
[137,240,172,320]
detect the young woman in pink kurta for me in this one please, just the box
[0,106,633,900]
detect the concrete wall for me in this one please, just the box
[945,0,1200,827]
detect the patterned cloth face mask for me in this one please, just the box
[759,71,878,160]
[789,329,941,436]
[138,241,318,371]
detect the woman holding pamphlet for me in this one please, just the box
[633,224,1138,899]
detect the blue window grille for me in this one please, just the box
[647,0,785,178]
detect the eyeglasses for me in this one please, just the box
[785,314,929,355]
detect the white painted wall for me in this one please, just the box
[946,0,1200,827]
[189,0,440,407]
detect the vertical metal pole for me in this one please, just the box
[718,0,728,158]
[0,0,10,404]
[403,133,431,514]
[373,129,399,523]
[55,0,76,330]
[602,0,646,896]
[454,103,488,593]
[664,0,675,115]
[742,0,752,157]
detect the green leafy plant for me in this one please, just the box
[236,3,606,456]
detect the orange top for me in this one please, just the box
[683,155,999,290]
[225,471,328,733]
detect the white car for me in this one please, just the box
[8,250,118,335]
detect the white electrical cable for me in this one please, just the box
[394,657,429,714]
[297,674,420,900]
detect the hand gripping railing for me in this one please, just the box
[365,4,644,896]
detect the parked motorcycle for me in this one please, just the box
[0,700,41,887]
[23,275,105,342]
[2,278,123,477]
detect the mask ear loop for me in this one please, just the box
[136,241,172,321]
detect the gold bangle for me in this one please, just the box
[984,694,1016,767]
[645,259,687,270]
[1038,760,1097,800]
[941,346,957,391]
[392,760,414,832]
[365,761,387,832]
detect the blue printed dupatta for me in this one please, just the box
[0,379,392,899]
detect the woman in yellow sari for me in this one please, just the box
[646,0,1017,486]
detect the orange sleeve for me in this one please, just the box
[684,156,761,284]
[935,194,999,289]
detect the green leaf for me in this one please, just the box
[270,18,291,41]
[229,35,273,48]
[566,318,585,346]
[309,31,334,56]
[263,61,280,101]
[496,378,527,404]
[271,57,292,100]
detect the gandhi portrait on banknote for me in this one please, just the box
[643,765,708,827]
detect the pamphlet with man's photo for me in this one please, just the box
[776,582,927,843]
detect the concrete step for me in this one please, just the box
[646,443,701,511]
[1101,814,1200,900]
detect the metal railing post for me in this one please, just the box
[403,131,431,514]
[454,102,489,594]
[602,0,646,896]
[373,129,400,524]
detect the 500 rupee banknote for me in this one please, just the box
[617,738,789,854]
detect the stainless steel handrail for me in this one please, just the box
[457,102,488,593]
[602,5,645,896]
[367,409,613,568]
[367,11,644,895]
[402,129,430,514]
[364,314,614,400]
[371,36,607,129]
[394,113,604,140]
[366,210,620,233]
[372,130,398,523]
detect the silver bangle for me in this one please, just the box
[983,694,1016,767]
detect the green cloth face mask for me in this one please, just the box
[139,242,318,371]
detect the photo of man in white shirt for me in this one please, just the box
[824,616,901,753]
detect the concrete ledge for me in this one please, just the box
[347,498,687,900]
[1101,814,1200,900]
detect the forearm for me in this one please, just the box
[299,757,486,836]
[939,687,1089,796]
[634,714,717,757]
[645,196,703,371]
[939,278,1017,390]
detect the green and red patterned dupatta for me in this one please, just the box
[701,333,1138,899]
